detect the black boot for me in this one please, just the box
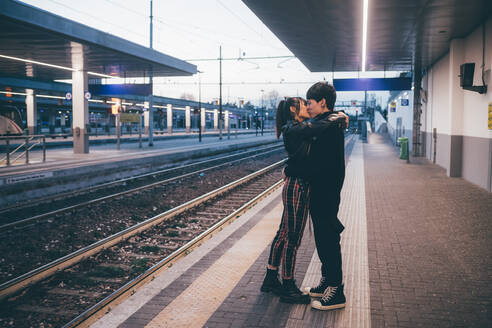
[280,279,310,304]
[260,269,283,295]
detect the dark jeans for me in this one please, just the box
[310,188,343,286]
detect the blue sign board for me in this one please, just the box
[401,98,409,106]
[333,78,412,91]
[89,84,152,96]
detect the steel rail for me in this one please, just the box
[0,145,284,232]
[0,159,285,301]
[0,143,282,215]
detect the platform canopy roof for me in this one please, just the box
[242,0,491,72]
[0,0,196,81]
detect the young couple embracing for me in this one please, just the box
[261,82,348,311]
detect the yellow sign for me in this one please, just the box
[120,113,141,123]
[489,102,492,130]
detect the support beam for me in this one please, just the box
[72,69,89,153]
[185,105,191,133]
[447,38,465,177]
[167,104,172,134]
[213,109,218,131]
[201,108,206,132]
[412,64,422,157]
[25,89,37,135]
[224,110,229,133]
[144,111,150,134]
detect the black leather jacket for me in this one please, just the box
[282,113,346,180]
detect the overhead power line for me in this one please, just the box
[186,55,296,62]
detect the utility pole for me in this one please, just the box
[148,0,154,146]
[260,89,264,136]
[198,70,202,142]
[219,46,223,140]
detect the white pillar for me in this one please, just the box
[213,109,218,131]
[144,111,150,134]
[185,105,191,133]
[25,89,37,135]
[447,38,465,177]
[225,110,229,132]
[201,108,206,132]
[167,104,173,134]
[72,69,89,153]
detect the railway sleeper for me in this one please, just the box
[15,304,79,316]
[46,287,102,299]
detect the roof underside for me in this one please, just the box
[0,0,196,80]
[242,0,491,72]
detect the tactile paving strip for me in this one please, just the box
[286,140,371,328]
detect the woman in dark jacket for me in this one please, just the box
[261,97,346,304]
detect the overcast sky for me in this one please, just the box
[20,0,398,106]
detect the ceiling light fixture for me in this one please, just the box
[0,54,116,78]
[362,0,369,72]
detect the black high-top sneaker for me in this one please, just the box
[311,284,346,310]
[304,276,328,297]
[280,279,310,304]
[260,269,283,296]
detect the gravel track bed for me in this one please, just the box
[0,169,283,328]
[0,150,285,284]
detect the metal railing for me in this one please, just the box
[0,135,46,166]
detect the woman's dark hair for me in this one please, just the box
[275,97,305,138]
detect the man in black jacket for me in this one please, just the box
[304,82,347,311]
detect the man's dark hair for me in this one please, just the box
[306,82,337,110]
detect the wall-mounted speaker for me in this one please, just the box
[460,63,475,87]
[459,63,487,94]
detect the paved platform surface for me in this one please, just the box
[90,134,491,328]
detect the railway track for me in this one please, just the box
[0,160,285,328]
[0,143,284,230]
[0,148,286,287]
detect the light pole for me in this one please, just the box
[260,89,264,136]
[198,70,203,142]
[148,0,154,147]
[219,45,223,140]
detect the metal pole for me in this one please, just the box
[219,45,223,140]
[198,71,202,142]
[148,0,154,147]
[42,136,46,162]
[25,137,29,164]
[412,63,423,157]
[116,114,121,150]
[6,139,10,166]
[139,114,143,148]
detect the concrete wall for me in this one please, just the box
[422,17,492,191]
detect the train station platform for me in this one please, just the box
[90,134,492,328]
[0,132,278,206]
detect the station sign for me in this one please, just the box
[84,91,91,100]
[389,101,396,112]
[65,92,72,100]
[88,83,152,97]
[334,77,412,91]
[120,113,141,123]
[488,102,492,130]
